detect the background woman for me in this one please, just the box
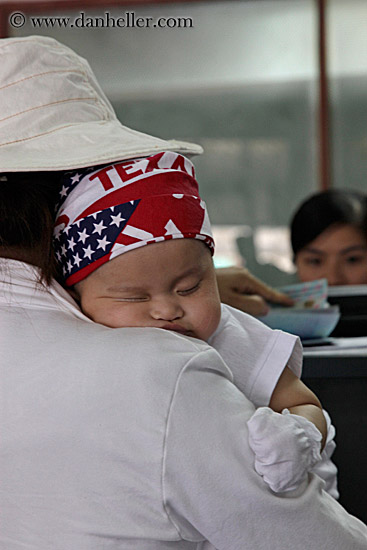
[291,190,367,286]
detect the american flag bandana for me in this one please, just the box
[54,151,214,286]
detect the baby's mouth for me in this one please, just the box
[160,324,192,336]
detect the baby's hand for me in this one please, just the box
[247,407,322,492]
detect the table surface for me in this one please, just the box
[302,337,367,377]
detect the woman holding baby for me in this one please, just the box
[1,36,366,549]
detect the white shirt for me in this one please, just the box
[209,304,302,407]
[1,259,366,549]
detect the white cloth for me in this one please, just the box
[1,260,365,549]
[311,410,339,499]
[247,407,322,493]
[208,304,303,407]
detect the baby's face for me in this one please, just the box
[74,239,221,342]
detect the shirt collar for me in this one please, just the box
[0,258,90,322]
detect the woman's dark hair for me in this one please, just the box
[290,189,367,258]
[0,172,62,284]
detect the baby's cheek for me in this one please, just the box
[107,306,135,328]
[199,299,221,341]
[90,303,129,328]
[108,303,152,329]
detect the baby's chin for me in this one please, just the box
[94,318,207,341]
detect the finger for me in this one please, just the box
[215,266,294,308]
[240,280,294,306]
[260,288,294,307]
[228,294,270,317]
[230,271,294,307]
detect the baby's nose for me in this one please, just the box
[150,296,183,321]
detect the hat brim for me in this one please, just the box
[0,119,203,172]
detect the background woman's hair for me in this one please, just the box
[0,172,62,284]
[290,189,367,258]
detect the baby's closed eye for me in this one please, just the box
[177,281,201,296]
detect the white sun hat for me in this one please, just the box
[0,35,203,172]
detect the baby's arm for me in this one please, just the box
[209,304,337,495]
[268,366,327,449]
[247,366,330,493]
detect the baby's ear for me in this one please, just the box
[67,287,80,304]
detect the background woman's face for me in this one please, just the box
[295,224,367,286]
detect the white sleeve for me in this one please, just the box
[310,409,339,500]
[208,304,303,407]
[163,348,367,549]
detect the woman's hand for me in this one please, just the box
[215,266,293,316]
